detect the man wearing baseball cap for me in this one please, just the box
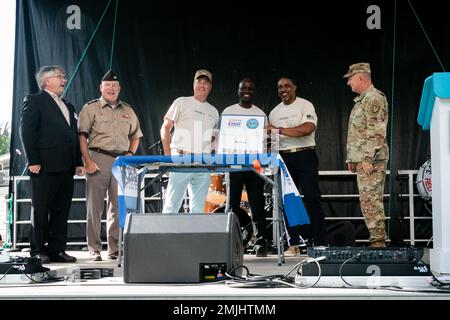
[160,69,219,214]
[344,62,389,248]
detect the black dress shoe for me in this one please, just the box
[32,254,50,264]
[241,223,254,248]
[255,245,267,257]
[49,252,77,263]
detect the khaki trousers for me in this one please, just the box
[85,151,119,255]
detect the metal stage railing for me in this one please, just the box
[8,169,429,249]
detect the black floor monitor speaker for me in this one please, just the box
[123,212,243,283]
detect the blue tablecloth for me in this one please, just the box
[112,153,309,228]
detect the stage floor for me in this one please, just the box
[0,250,449,300]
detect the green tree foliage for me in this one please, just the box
[0,122,10,155]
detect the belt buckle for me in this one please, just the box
[282,147,307,153]
[177,149,191,155]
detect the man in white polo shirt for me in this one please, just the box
[160,69,219,213]
[269,76,327,254]
[222,77,269,257]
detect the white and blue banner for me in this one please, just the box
[112,165,139,227]
[278,155,310,226]
[112,153,304,229]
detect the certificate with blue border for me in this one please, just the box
[217,114,266,154]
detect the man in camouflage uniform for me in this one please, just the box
[344,63,389,248]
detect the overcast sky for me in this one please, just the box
[0,0,16,127]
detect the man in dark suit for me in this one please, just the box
[20,65,84,263]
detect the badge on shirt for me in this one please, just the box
[122,114,130,119]
[306,114,313,119]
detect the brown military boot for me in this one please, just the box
[369,240,386,248]
[284,246,301,257]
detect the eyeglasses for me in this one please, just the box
[47,74,66,80]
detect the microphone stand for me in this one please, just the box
[148,140,164,212]
[148,139,162,152]
[5,149,24,251]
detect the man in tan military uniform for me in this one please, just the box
[79,70,143,261]
[344,63,389,248]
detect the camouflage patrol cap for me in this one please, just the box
[194,69,212,82]
[101,70,119,81]
[343,63,371,78]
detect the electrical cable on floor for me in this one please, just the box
[224,257,324,289]
[336,255,450,293]
[337,255,398,290]
[337,253,419,290]
[424,258,450,289]
[20,269,66,284]
[0,266,64,284]
[0,265,16,282]
[281,256,323,289]
[338,254,416,290]
[1,260,450,294]
[225,264,286,288]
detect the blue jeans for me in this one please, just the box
[162,172,210,213]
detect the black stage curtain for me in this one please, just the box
[10,0,449,244]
